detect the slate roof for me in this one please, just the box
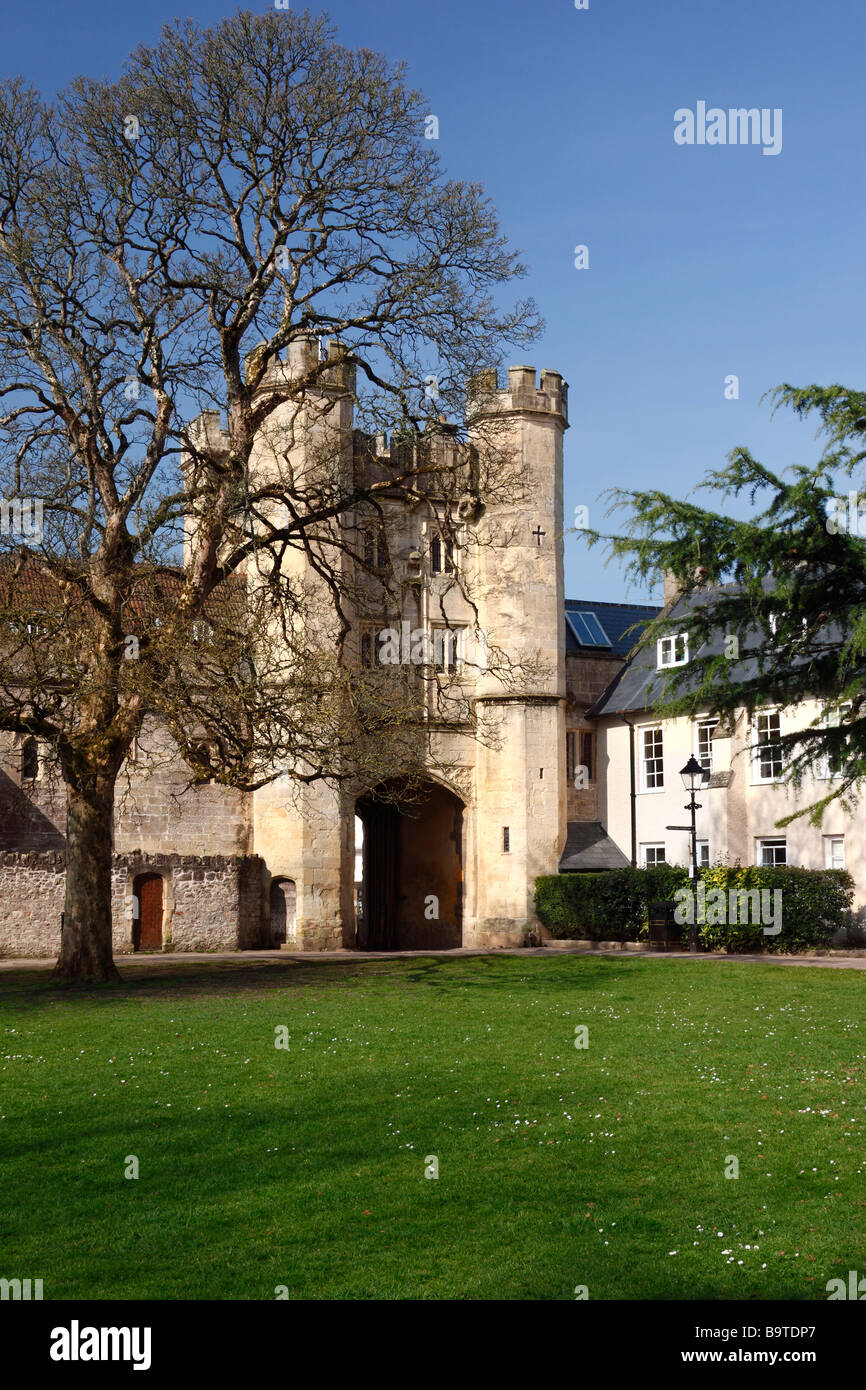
[564,598,660,657]
[588,588,726,717]
[587,582,844,717]
[559,820,631,872]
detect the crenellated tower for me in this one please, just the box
[464,365,568,946]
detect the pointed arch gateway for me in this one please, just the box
[355,778,464,950]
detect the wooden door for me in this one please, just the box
[135,874,163,950]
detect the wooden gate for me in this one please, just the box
[356,799,398,950]
[133,873,163,951]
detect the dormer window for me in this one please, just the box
[769,611,809,643]
[657,633,688,668]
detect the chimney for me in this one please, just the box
[663,571,681,606]
[663,565,710,606]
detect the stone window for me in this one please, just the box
[360,525,389,569]
[566,731,576,782]
[20,737,39,782]
[430,535,454,574]
[431,625,464,673]
[579,731,594,782]
[376,528,389,570]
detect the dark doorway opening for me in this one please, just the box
[132,873,163,951]
[356,780,463,950]
[269,877,296,947]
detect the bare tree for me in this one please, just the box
[0,9,542,981]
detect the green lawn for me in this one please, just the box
[1,953,865,1300]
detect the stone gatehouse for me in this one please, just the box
[1,354,591,957]
[0,346,664,956]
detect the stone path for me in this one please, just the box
[4,945,866,972]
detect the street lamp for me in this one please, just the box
[680,755,704,953]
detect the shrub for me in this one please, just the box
[534,866,853,953]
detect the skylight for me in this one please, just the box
[566,610,612,647]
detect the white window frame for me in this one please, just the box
[816,703,851,781]
[640,725,665,792]
[657,632,688,669]
[757,837,787,867]
[769,611,809,643]
[695,718,718,780]
[641,843,666,867]
[695,839,710,868]
[824,835,845,870]
[752,709,783,783]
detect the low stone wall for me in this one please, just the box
[0,852,66,956]
[171,857,247,952]
[0,850,265,957]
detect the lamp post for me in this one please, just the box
[680,755,704,953]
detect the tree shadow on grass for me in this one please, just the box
[0,950,637,1015]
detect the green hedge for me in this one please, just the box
[535,866,854,953]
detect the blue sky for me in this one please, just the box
[4,0,863,603]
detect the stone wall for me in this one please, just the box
[0,746,65,852]
[0,850,265,957]
[565,651,623,821]
[170,857,249,951]
[0,852,66,955]
[115,721,252,858]
[0,724,252,858]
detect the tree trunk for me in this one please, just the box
[54,776,120,984]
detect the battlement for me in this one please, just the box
[188,410,231,456]
[353,424,469,495]
[469,364,568,426]
[244,335,356,395]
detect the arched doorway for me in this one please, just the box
[269,878,297,947]
[355,780,463,950]
[132,873,163,951]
